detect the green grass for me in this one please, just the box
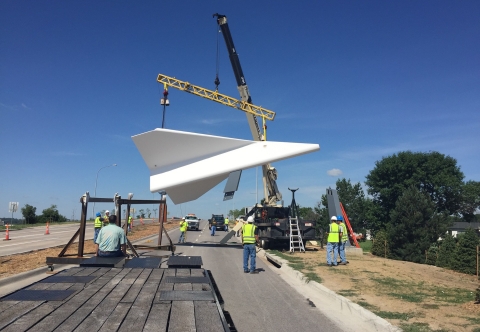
[337,289,359,297]
[464,316,480,325]
[420,304,439,309]
[431,287,474,304]
[373,310,412,320]
[388,292,426,303]
[360,240,372,253]
[303,272,322,284]
[356,300,378,311]
[399,322,451,332]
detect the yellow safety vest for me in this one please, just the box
[94,217,102,228]
[128,216,132,224]
[180,221,187,232]
[224,218,229,225]
[327,223,340,243]
[339,222,348,241]
[242,224,256,244]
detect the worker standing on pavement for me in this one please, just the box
[337,215,348,265]
[326,216,342,267]
[93,212,103,243]
[224,217,229,232]
[242,216,259,274]
[178,218,188,243]
[95,215,127,257]
[104,210,110,226]
[128,215,132,232]
[210,219,216,236]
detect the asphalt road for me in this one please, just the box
[1,220,345,331]
[137,220,343,332]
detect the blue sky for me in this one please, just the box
[1,1,479,220]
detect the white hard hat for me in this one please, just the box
[105,210,110,214]
[247,216,254,223]
[330,216,337,221]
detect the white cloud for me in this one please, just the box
[327,168,343,177]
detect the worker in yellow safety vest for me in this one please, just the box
[224,217,229,232]
[326,216,342,267]
[337,215,348,265]
[128,215,132,232]
[242,216,259,274]
[104,210,110,226]
[93,212,103,243]
[178,218,188,243]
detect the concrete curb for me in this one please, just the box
[260,251,402,332]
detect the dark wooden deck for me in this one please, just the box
[0,266,230,331]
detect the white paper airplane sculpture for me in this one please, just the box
[132,128,320,204]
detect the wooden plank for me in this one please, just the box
[73,269,140,332]
[55,269,127,331]
[190,269,204,277]
[0,301,44,330]
[143,303,171,332]
[26,276,111,332]
[168,300,195,332]
[146,268,164,282]
[194,301,224,332]
[155,268,175,303]
[118,281,160,331]
[97,302,132,332]
[175,268,191,277]
[1,303,56,332]
[121,269,152,303]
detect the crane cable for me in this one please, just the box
[214,21,221,91]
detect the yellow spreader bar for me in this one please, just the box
[157,73,276,121]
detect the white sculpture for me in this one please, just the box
[132,128,320,204]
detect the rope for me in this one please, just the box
[214,22,221,91]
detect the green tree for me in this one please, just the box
[38,205,67,223]
[228,209,244,219]
[451,228,480,275]
[146,208,151,218]
[387,186,452,263]
[365,151,464,227]
[139,209,145,218]
[298,206,318,220]
[459,180,480,222]
[314,196,330,246]
[436,233,456,268]
[21,204,37,224]
[425,244,438,265]
[371,230,390,257]
[336,178,368,230]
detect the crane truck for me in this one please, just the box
[213,13,316,249]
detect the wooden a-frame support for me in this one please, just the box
[47,192,174,266]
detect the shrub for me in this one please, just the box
[371,230,390,258]
[451,228,480,275]
[436,233,456,268]
[425,244,438,265]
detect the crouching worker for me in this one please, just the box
[95,215,127,257]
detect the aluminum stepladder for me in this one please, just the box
[289,188,305,253]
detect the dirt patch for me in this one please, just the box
[0,221,177,279]
[271,246,480,332]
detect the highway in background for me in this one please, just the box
[0,219,158,257]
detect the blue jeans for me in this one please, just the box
[178,231,185,243]
[225,224,228,231]
[243,244,256,272]
[326,242,339,265]
[93,228,101,243]
[98,250,124,257]
[339,241,347,263]
[210,225,216,236]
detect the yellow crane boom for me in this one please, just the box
[157,73,276,121]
